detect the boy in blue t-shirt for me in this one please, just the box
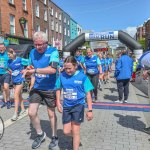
[56,56,93,150]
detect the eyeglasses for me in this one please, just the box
[34,43,47,47]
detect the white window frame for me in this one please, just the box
[35,4,39,17]
[24,21,28,38]
[9,0,14,4]
[59,24,62,33]
[10,14,15,35]
[64,27,66,35]
[55,11,58,18]
[51,20,54,30]
[43,0,46,5]
[22,0,27,10]
[51,7,53,16]
[44,10,47,21]
[36,25,40,31]
[64,17,66,23]
[59,13,61,20]
[56,22,58,32]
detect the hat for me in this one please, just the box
[0,37,4,44]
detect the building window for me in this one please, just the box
[55,11,58,18]
[51,20,54,30]
[9,0,14,4]
[36,25,40,31]
[22,0,27,10]
[43,0,46,5]
[24,21,28,38]
[68,20,70,25]
[44,28,48,37]
[68,30,70,37]
[44,10,47,21]
[64,28,66,35]
[59,25,61,33]
[50,7,53,16]
[64,17,66,23]
[10,15,15,35]
[56,22,58,32]
[59,13,61,20]
[35,4,39,17]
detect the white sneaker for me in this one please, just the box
[114,100,122,103]
[123,100,127,103]
[11,112,18,121]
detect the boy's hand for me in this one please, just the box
[86,111,93,121]
[57,103,63,113]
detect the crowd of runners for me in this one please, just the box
[0,31,146,150]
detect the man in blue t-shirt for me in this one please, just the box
[0,41,11,109]
[22,31,59,149]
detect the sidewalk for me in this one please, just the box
[0,77,150,150]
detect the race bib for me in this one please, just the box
[12,70,20,76]
[87,69,95,74]
[35,73,46,78]
[0,62,4,68]
[63,89,77,100]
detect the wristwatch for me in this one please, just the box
[88,110,93,112]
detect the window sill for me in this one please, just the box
[8,2,16,8]
[23,9,28,14]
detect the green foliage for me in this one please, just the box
[138,38,146,49]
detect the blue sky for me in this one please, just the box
[53,0,150,32]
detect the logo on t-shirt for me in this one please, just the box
[74,80,82,84]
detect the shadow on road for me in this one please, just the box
[114,113,146,133]
[104,87,118,93]
[27,120,73,150]
[103,94,118,101]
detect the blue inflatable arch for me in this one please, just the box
[63,30,143,58]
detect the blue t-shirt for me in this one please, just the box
[56,70,94,107]
[75,55,84,72]
[84,55,101,75]
[8,57,29,83]
[0,51,9,74]
[29,46,59,90]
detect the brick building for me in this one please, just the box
[0,0,33,44]
[32,0,49,41]
[49,1,63,50]
[144,19,150,49]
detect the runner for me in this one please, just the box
[84,48,102,102]
[0,41,11,109]
[74,48,85,73]
[56,56,93,150]
[7,48,29,121]
[22,31,59,149]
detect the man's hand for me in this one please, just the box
[142,70,148,80]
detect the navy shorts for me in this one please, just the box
[63,104,84,124]
[0,73,11,86]
[29,89,56,108]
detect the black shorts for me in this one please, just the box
[29,89,56,108]
[13,82,24,85]
[63,104,84,124]
[0,73,11,86]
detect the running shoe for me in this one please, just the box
[49,136,58,150]
[32,132,46,149]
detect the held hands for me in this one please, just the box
[86,111,93,121]
[22,66,35,78]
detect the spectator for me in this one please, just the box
[114,50,133,103]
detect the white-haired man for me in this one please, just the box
[23,31,59,149]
